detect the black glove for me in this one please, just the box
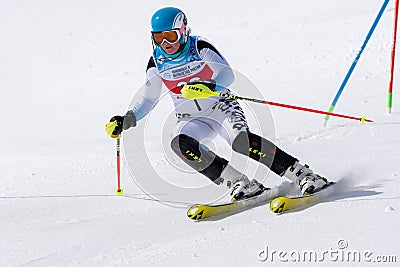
[186,79,216,91]
[105,110,137,138]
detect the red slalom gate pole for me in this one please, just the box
[115,137,123,195]
[388,0,399,114]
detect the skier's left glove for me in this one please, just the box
[186,79,216,91]
[105,110,137,138]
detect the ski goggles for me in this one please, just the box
[151,29,181,45]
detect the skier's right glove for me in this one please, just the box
[105,110,137,138]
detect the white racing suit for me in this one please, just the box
[132,35,297,185]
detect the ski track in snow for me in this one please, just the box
[1,0,400,266]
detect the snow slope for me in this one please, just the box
[1,0,400,266]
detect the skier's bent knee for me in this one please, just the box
[170,134,228,184]
[232,131,297,176]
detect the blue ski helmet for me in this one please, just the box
[151,7,189,45]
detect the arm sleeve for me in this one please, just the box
[131,57,162,121]
[197,38,235,92]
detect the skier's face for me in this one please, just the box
[160,41,180,54]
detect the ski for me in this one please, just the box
[269,182,337,214]
[187,182,294,221]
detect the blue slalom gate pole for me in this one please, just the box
[324,0,390,126]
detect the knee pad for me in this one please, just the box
[232,131,297,176]
[170,134,228,184]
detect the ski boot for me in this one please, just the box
[218,164,269,202]
[230,177,268,202]
[284,161,330,195]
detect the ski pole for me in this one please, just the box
[323,0,389,125]
[388,0,399,114]
[115,137,123,195]
[182,84,373,124]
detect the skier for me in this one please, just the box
[105,7,330,201]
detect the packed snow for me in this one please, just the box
[1,0,399,266]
